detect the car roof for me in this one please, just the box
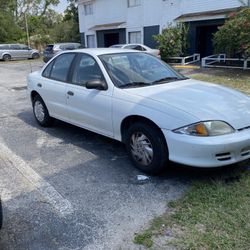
[71,48,141,56]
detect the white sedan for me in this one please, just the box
[27,49,250,174]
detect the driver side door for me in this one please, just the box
[66,53,113,137]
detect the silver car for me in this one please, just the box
[0,44,40,61]
[110,43,161,58]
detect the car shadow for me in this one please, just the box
[17,109,250,184]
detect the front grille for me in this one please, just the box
[241,147,250,157]
[215,152,232,161]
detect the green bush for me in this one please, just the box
[213,8,250,59]
[154,23,189,61]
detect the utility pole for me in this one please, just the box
[24,12,30,48]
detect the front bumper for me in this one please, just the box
[163,128,250,167]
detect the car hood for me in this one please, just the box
[123,79,250,130]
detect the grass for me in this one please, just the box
[134,68,250,249]
[190,68,250,95]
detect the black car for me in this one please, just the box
[43,43,83,63]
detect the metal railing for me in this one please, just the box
[202,54,250,70]
[168,53,200,65]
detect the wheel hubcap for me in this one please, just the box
[130,132,153,166]
[34,101,45,122]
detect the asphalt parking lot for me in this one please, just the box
[2,60,247,250]
[0,60,190,249]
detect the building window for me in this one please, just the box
[129,31,141,43]
[128,0,141,7]
[84,3,93,15]
[87,35,96,48]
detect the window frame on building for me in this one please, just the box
[86,35,96,48]
[127,0,141,8]
[84,3,93,15]
[128,31,142,44]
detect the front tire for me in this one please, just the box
[125,122,168,175]
[33,95,53,127]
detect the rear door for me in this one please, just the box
[19,44,30,58]
[38,53,76,121]
[10,44,21,58]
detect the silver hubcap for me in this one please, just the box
[130,132,153,166]
[34,101,45,122]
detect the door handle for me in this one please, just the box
[37,83,42,87]
[67,91,74,96]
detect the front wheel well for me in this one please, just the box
[121,115,166,144]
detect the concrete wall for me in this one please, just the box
[78,0,247,47]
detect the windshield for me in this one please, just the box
[99,52,187,88]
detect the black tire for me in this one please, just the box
[0,199,2,229]
[32,95,53,127]
[32,53,40,59]
[125,122,168,175]
[3,54,11,61]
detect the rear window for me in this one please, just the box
[45,45,54,51]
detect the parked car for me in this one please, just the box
[110,43,161,58]
[0,44,40,61]
[27,49,250,174]
[43,43,83,63]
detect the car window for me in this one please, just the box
[10,44,20,50]
[0,45,9,50]
[42,62,54,78]
[71,54,104,86]
[50,53,75,82]
[125,45,145,51]
[45,45,54,51]
[19,45,29,50]
[100,52,185,88]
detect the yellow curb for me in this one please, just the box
[172,65,200,69]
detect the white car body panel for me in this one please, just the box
[27,49,250,168]
[66,83,113,137]
[122,79,250,130]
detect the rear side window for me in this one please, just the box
[50,53,75,82]
[19,45,29,50]
[0,45,9,49]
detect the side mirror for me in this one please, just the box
[86,79,107,90]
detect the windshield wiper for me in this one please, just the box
[153,77,188,84]
[120,82,150,88]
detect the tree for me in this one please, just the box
[213,8,250,59]
[154,23,189,61]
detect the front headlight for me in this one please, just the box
[173,121,235,136]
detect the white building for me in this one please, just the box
[77,0,248,56]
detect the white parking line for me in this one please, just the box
[0,139,74,217]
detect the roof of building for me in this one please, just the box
[89,22,126,31]
[175,7,243,22]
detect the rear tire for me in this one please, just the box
[33,95,53,127]
[125,122,168,175]
[3,54,11,61]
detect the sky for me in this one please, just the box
[53,0,69,13]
